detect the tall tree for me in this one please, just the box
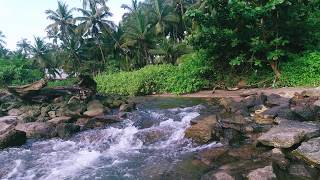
[16,38,31,58]
[121,3,155,67]
[76,2,115,63]
[45,1,75,43]
[30,37,59,77]
[0,31,6,48]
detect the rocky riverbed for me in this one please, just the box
[1,87,320,179]
[185,88,320,179]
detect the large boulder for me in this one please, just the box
[257,120,320,148]
[247,166,276,180]
[293,137,320,166]
[0,116,26,149]
[15,122,56,138]
[0,129,26,149]
[185,115,217,144]
[83,100,109,117]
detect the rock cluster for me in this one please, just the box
[185,89,320,179]
[0,90,135,149]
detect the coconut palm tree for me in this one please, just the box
[16,38,31,58]
[148,0,179,36]
[76,3,115,63]
[0,31,6,48]
[121,5,155,67]
[45,1,75,43]
[81,0,108,9]
[30,37,60,77]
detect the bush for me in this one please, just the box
[47,78,77,88]
[0,59,43,87]
[95,52,211,96]
[278,52,320,87]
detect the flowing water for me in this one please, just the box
[0,97,219,180]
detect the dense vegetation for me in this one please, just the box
[0,0,319,94]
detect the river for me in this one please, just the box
[0,97,219,180]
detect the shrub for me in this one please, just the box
[0,59,43,87]
[278,52,320,87]
[95,52,211,96]
[47,78,77,88]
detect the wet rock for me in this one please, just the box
[288,164,314,179]
[291,105,317,121]
[84,100,108,117]
[77,115,121,129]
[265,94,290,107]
[247,166,276,180]
[197,146,228,166]
[293,137,320,166]
[0,129,26,149]
[271,148,289,170]
[15,122,56,138]
[62,102,86,117]
[0,116,26,149]
[220,128,245,146]
[185,115,217,144]
[227,145,258,160]
[135,129,168,145]
[257,120,320,148]
[56,123,80,138]
[48,116,72,125]
[119,102,136,112]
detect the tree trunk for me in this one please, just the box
[98,42,106,64]
[270,61,281,80]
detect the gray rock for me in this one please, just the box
[0,116,26,149]
[0,116,18,134]
[257,120,320,148]
[185,115,217,144]
[84,100,108,117]
[56,123,80,138]
[48,116,72,125]
[288,164,314,179]
[247,166,276,180]
[293,137,320,166]
[0,129,26,149]
[15,122,56,138]
[266,94,290,107]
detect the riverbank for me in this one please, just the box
[153,87,317,99]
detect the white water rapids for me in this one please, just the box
[0,103,219,180]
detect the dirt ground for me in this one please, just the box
[153,87,319,99]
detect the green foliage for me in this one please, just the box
[278,52,320,87]
[0,59,43,86]
[95,52,211,96]
[186,0,320,76]
[47,78,77,88]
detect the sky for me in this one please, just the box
[0,0,133,50]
